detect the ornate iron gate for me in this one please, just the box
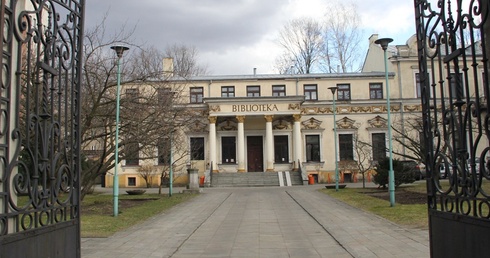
[0,1,84,257]
[415,0,490,257]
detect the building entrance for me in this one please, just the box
[247,136,263,172]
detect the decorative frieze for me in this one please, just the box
[218,118,237,131]
[300,104,401,115]
[209,105,221,112]
[288,103,301,110]
[273,118,292,130]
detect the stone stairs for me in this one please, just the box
[211,171,303,187]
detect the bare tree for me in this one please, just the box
[322,0,364,73]
[137,165,157,188]
[275,17,324,74]
[80,21,203,199]
[164,44,208,77]
[353,133,374,188]
[391,114,426,165]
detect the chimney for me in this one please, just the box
[253,68,257,76]
[163,57,174,78]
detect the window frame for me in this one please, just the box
[305,134,320,162]
[369,83,383,99]
[221,86,235,98]
[190,137,205,160]
[339,134,354,160]
[157,137,171,165]
[304,84,318,101]
[190,87,204,103]
[272,85,286,96]
[124,140,139,166]
[337,84,351,101]
[371,133,386,162]
[128,177,136,186]
[274,135,289,163]
[247,85,261,97]
[221,136,236,164]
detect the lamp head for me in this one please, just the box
[328,86,338,95]
[111,45,130,58]
[374,38,393,51]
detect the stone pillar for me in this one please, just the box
[237,116,246,172]
[265,115,274,172]
[183,168,201,193]
[208,116,218,173]
[293,114,302,171]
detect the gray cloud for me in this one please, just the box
[85,1,287,53]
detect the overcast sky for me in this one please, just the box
[84,0,415,75]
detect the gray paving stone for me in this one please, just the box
[81,185,430,258]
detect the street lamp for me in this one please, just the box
[328,86,339,191]
[375,37,395,207]
[111,45,129,217]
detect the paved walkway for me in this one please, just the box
[81,185,429,258]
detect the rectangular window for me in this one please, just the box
[415,73,422,98]
[247,86,260,97]
[483,72,487,98]
[191,137,205,160]
[221,137,236,163]
[158,88,173,105]
[304,84,318,100]
[125,88,139,101]
[339,134,353,160]
[337,84,351,100]
[190,87,204,103]
[272,85,286,96]
[371,133,386,162]
[274,135,289,163]
[125,140,139,166]
[158,138,171,165]
[449,73,464,98]
[221,86,235,98]
[305,135,320,162]
[128,177,136,186]
[369,83,383,99]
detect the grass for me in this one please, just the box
[320,183,428,229]
[81,193,197,237]
[321,179,490,229]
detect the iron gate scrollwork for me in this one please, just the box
[415,0,490,257]
[0,1,84,257]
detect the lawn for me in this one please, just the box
[81,193,197,237]
[321,179,490,229]
[320,182,429,229]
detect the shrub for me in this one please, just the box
[373,157,416,188]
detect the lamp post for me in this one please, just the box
[374,37,395,207]
[111,45,129,217]
[328,86,339,191]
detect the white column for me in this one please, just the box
[293,114,302,171]
[265,115,274,172]
[237,116,245,172]
[208,116,218,173]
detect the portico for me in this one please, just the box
[205,96,304,173]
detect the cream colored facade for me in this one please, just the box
[105,34,488,187]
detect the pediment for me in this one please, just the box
[302,117,322,130]
[337,117,357,129]
[367,115,387,128]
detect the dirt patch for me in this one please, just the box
[361,188,427,205]
[82,198,158,216]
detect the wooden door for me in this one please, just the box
[247,136,263,172]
